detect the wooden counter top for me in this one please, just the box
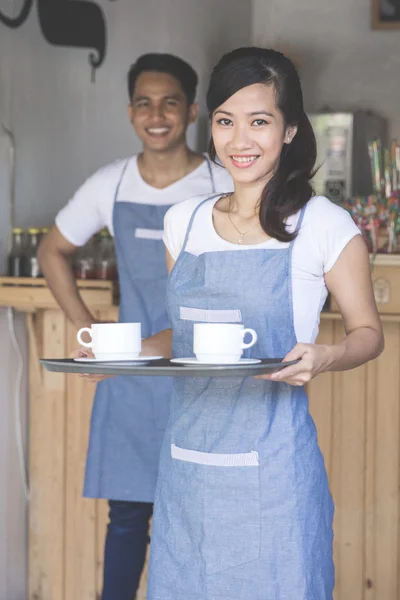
[0,277,117,310]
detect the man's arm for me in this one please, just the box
[38,226,96,328]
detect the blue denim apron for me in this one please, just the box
[148,196,335,598]
[83,160,216,502]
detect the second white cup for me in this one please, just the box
[193,323,258,364]
[77,322,141,360]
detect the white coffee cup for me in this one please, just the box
[76,323,141,360]
[193,323,258,364]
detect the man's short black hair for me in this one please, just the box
[128,53,198,105]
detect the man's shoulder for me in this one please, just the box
[88,155,137,185]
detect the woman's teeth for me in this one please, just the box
[232,155,258,163]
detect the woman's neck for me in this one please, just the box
[229,162,277,216]
[230,181,265,217]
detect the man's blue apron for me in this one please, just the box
[83,158,216,501]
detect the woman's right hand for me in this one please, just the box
[70,347,114,383]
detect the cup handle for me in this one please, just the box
[77,327,93,348]
[241,328,258,350]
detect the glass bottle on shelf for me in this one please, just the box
[36,228,49,276]
[94,228,117,280]
[39,227,49,244]
[73,237,96,280]
[8,228,25,277]
[23,228,41,277]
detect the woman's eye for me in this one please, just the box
[253,119,268,126]
[217,118,232,126]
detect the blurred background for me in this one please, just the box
[0,1,399,599]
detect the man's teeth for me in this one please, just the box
[232,156,258,163]
[148,128,169,134]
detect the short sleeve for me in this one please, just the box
[55,160,125,246]
[163,197,206,260]
[308,196,361,273]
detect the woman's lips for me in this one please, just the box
[230,155,260,169]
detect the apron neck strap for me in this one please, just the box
[113,159,131,204]
[292,202,308,237]
[182,194,221,253]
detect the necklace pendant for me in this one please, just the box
[238,234,244,244]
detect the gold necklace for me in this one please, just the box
[227,195,260,244]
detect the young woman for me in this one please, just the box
[81,47,384,599]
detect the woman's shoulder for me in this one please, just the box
[164,194,219,260]
[305,195,355,222]
[165,194,217,226]
[299,196,361,273]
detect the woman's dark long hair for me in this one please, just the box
[207,47,317,242]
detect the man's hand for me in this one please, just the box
[70,347,114,383]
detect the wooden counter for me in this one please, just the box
[0,268,399,600]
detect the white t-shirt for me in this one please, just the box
[163,195,360,344]
[56,155,233,247]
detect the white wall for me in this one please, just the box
[0,0,252,237]
[252,0,400,140]
[0,2,252,598]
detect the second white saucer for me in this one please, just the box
[170,357,261,366]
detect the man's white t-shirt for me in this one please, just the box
[56,155,233,247]
[163,195,361,344]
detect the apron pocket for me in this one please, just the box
[171,444,261,575]
[179,306,242,323]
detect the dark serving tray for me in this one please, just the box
[40,358,299,378]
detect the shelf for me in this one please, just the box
[321,311,400,323]
[369,254,400,267]
[0,277,117,311]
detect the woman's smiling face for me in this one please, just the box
[211,83,296,187]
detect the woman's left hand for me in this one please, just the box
[256,343,333,386]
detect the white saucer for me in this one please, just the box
[74,356,163,363]
[170,358,261,366]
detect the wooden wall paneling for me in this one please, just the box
[65,319,97,600]
[364,353,377,600]
[373,322,400,599]
[28,310,67,600]
[331,320,366,600]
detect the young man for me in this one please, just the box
[38,53,233,600]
